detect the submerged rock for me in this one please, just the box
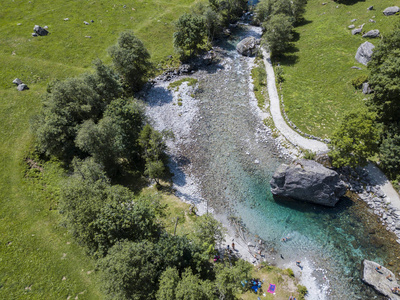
[362,260,400,299]
[270,159,347,207]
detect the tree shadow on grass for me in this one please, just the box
[295,18,313,27]
[335,0,366,6]
[274,44,299,66]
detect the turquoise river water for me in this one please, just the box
[175,24,400,299]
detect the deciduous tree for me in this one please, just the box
[329,109,381,168]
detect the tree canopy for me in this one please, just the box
[329,109,381,168]
[368,25,400,125]
[173,13,206,57]
[108,31,152,92]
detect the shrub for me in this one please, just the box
[297,284,308,300]
[285,268,295,277]
[351,74,368,89]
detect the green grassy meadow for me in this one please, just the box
[0,0,201,298]
[279,0,399,138]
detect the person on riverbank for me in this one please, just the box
[232,242,235,250]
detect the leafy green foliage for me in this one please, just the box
[297,284,308,300]
[191,213,226,250]
[368,25,400,124]
[98,240,159,300]
[329,109,381,168]
[173,13,206,57]
[156,267,180,300]
[109,31,152,93]
[175,268,216,300]
[193,3,222,43]
[33,60,122,159]
[255,0,306,25]
[263,14,294,55]
[209,0,247,26]
[60,158,161,256]
[214,260,252,299]
[351,74,368,89]
[379,125,400,180]
[139,124,170,183]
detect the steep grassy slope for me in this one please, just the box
[279,0,399,138]
[0,0,200,298]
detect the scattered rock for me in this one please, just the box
[348,24,355,29]
[367,6,374,11]
[322,2,327,5]
[85,36,92,38]
[84,21,89,25]
[43,25,48,29]
[64,18,69,21]
[351,18,357,23]
[91,20,94,23]
[17,83,29,91]
[363,29,380,38]
[12,78,22,85]
[362,260,400,299]
[369,19,376,23]
[32,32,38,37]
[33,25,48,36]
[383,6,400,16]
[270,159,347,207]
[236,36,259,56]
[351,66,362,69]
[352,28,362,35]
[362,82,373,94]
[17,23,22,26]
[355,41,375,65]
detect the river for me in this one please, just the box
[145,23,400,299]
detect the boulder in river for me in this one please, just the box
[355,41,375,65]
[236,36,259,56]
[270,159,347,207]
[362,260,400,299]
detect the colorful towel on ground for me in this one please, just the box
[267,283,276,294]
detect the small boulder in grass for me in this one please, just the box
[12,78,22,85]
[33,25,48,36]
[17,84,29,91]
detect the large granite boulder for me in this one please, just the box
[363,29,380,38]
[355,41,375,65]
[362,260,400,299]
[383,6,400,16]
[236,36,259,56]
[270,159,347,207]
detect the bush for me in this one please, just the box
[351,74,368,89]
[108,31,152,93]
[297,284,308,300]
[285,268,295,277]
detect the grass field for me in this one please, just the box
[279,0,399,139]
[0,0,201,298]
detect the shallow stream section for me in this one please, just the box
[145,24,400,299]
